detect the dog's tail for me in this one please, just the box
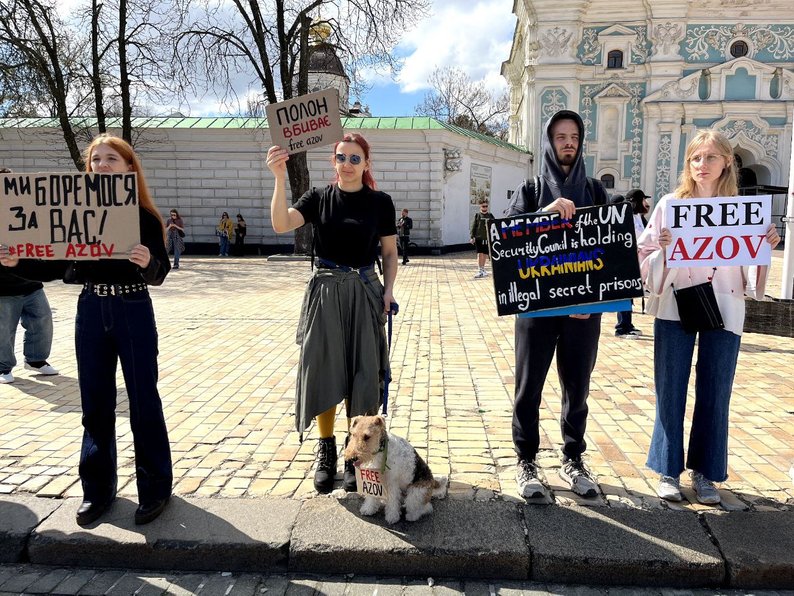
[432,475,448,499]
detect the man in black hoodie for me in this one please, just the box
[506,110,608,499]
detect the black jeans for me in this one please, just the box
[76,291,172,503]
[615,309,633,333]
[513,314,601,461]
[399,236,410,263]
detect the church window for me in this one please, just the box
[600,174,615,189]
[607,50,623,69]
[730,40,748,58]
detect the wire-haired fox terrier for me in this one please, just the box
[344,415,447,524]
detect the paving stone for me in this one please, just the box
[703,511,794,589]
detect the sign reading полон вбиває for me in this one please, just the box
[0,172,140,260]
[265,88,344,155]
[488,204,644,316]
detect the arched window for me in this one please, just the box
[607,50,623,69]
[600,174,615,189]
[730,40,748,58]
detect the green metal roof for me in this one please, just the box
[0,116,527,152]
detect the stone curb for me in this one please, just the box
[1,495,792,589]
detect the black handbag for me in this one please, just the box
[672,269,724,333]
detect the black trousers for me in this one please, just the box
[399,236,410,263]
[513,314,601,461]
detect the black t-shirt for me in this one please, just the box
[294,184,397,268]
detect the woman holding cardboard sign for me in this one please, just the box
[266,133,398,494]
[638,130,779,505]
[0,134,172,526]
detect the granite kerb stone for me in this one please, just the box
[0,495,61,563]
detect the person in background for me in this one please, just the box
[638,129,779,505]
[216,212,233,257]
[470,200,494,278]
[0,167,59,384]
[613,189,650,338]
[397,208,413,265]
[234,214,247,256]
[266,132,397,494]
[165,209,185,269]
[0,134,173,526]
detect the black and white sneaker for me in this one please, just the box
[516,458,547,499]
[559,458,598,497]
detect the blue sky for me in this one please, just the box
[357,0,516,117]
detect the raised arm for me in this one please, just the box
[266,146,306,233]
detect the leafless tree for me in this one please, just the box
[176,0,430,253]
[415,66,509,140]
[0,0,88,168]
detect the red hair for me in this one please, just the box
[84,134,166,240]
[331,132,377,190]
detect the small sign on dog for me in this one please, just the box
[355,466,386,498]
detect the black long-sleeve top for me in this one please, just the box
[12,207,170,286]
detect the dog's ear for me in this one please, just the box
[374,416,385,427]
[350,416,361,429]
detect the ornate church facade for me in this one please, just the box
[501,0,794,199]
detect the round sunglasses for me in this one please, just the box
[335,153,363,165]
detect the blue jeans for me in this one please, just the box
[0,289,53,372]
[646,318,740,482]
[75,291,172,503]
[219,236,230,256]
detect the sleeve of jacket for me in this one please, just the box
[506,179,536,216]
[470,213,478,238]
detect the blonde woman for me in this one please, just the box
[638,130,779,505]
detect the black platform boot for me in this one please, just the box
[313,436,338,493]
[343,434,357,492]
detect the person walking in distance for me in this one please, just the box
[397,209,413,265]
[506,109,609,499]
[470,200,494,278]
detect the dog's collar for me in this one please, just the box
[376,433,390,474]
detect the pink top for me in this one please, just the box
[637,194,768,337]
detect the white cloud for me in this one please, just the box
[394,0,515,94]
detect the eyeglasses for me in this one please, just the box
[335,153,362,165]
[688,154,724,165]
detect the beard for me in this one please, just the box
[557,153,576,166]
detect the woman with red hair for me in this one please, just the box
[1,134,172,526]
[266,133,398,493]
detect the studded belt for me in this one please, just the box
[83,282,148,296]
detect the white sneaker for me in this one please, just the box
[657,475,682,501]
[473,270,486,279]
[516,458,547,499]
[0,371,13,384]
[25,362,59,375]
[691,471,720,505]
[559,458,598,497]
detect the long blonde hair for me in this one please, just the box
[673,130,738,198]
[83,134,166,240]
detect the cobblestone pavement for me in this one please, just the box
[0,565,791,596]
[1,253,792,511]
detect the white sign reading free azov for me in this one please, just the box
[663,195,773,268]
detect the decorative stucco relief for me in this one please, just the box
[657,78,699,100]
[540,27,573,57]
[716,119,779,156]
[541,88,568,122]
[652,22,683,57]
[654,134,673,200]
[684,23,794,61]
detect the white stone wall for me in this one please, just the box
[0,124,530,251]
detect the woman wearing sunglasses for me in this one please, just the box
[266,133,398,493]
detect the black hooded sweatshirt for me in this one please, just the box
[508,110,607,215]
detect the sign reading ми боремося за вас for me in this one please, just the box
[488,204,644,316]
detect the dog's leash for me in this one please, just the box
[382,301,398,416]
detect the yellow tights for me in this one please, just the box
[315,401,352,439]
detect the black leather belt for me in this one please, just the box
[83,282,148,296]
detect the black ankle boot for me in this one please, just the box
[313,436,338,493]
[343,434,357,492]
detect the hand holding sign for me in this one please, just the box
[266,146,289,177]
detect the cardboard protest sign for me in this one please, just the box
[1,172,140,260]
[663,195,772,268]
[489,204,644,316]
[266,88,344,154]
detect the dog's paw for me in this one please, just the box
[384,510,401,524]
[360,498,381,516]
[405,503,433,522]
